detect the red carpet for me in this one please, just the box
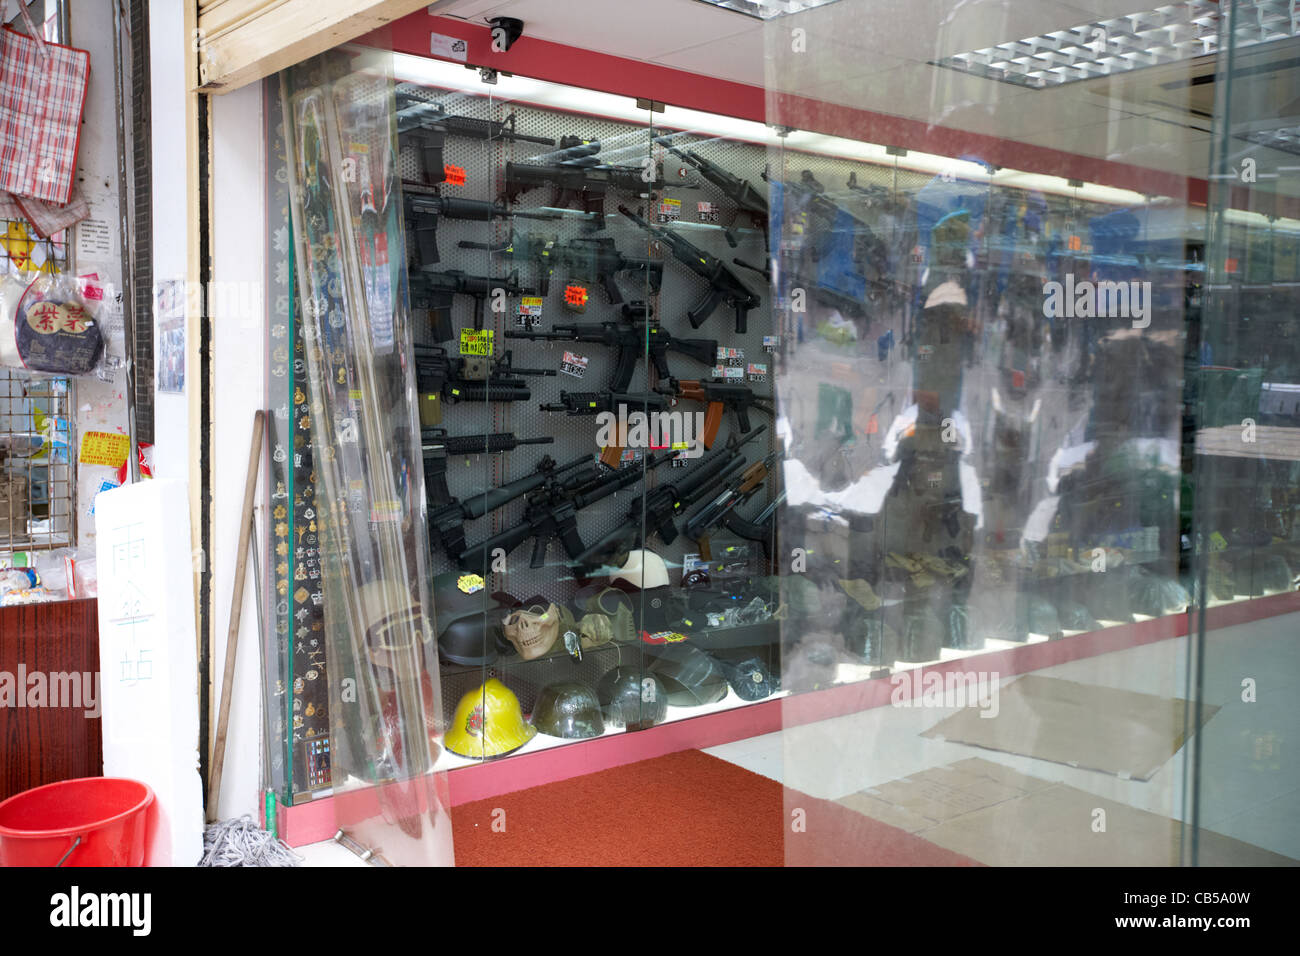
[450,750,980,866]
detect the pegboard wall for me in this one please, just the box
[399,85,782,612]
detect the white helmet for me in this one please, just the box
[610,549,670,590]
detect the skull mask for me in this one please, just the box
[502,603,561,660]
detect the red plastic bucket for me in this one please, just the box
[0,778,154,867]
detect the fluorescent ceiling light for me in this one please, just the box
[933,0,1298,89]
[691,0,844,19]
[390,52,1160,206]
[1241,126,1300,157]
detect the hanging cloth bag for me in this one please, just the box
[0,0,90,205]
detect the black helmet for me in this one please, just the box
[1085,568,1134,623]
[647,645,727,707]
[1129,570,1190,615]
[530,681,605,739]
[438,614,505,666]
[596,666,668,729]
[1057,599,1099,632]
[718,655,778,702]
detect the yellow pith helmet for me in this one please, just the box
[443,678,536,760]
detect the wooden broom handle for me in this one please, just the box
[206,410,265,822]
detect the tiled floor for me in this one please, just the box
[298,611,1300,865]
[705,611,1300,862]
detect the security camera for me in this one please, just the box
[488,17,524,53]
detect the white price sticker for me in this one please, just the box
[657,198,681,223]
[559,350,589,378]
[516,296,543,329]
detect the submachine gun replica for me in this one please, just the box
[653,130,769,248]
[617,205,760,333]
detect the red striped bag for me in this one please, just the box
[0,1,89,205]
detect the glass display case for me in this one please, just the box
[255,1,1299,868]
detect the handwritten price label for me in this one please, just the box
[459,328,493,356]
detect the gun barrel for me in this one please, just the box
[463,452,590,519]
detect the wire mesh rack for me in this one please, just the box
[0,218,76,551]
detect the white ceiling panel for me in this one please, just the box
[418,0,1256,181]
[437,0,762,60]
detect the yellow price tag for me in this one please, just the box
[459,329,494,356]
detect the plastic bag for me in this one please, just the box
[0,268,105,376]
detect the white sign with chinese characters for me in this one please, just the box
[95,479,202,866]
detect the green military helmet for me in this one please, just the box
[530,681,605,739]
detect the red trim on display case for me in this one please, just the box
[364,11,1212,206]
[378,12,764,122]
[277,591,1300,848]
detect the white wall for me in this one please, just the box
[148,3,269,823]
[148,0,190,483]
[208,82,267,822]
[69,0,130,554]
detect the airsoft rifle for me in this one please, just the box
[617,204,760,333]
[653,130,769,247]
[456,449,678,570]
[395,86,555,186]
[653,377,773,449]
[404,192,560,269]
[505,305,716,393]
[413,343,554,405]
[425,450,591,561]
[683,452,779,560]
[408,267,534,339]
[570,425,768,574]
[504,160,669,225]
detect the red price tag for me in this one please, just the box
[443,165,466,186]
[564,284,589,308]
